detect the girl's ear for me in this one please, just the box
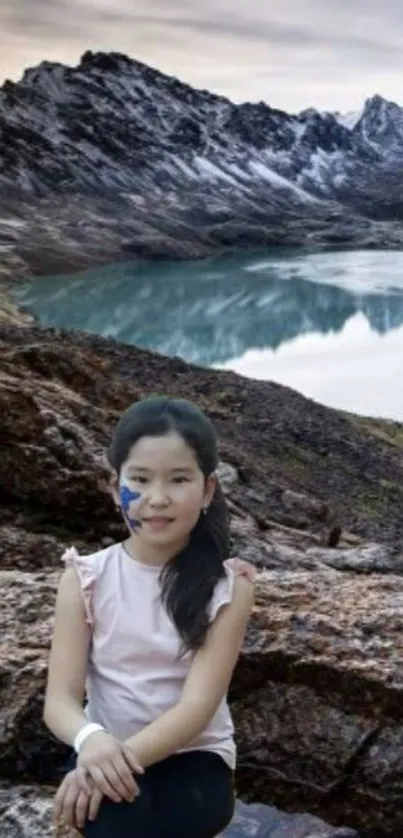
[204,472,217,510]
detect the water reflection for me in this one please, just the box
[219,312,403,419]
[14,249,403,369]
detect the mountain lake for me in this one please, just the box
[13,248,403,421]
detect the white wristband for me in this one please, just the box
[74,722,105,754]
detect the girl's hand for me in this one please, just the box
[77,730,144,803]
[52,767,103,831]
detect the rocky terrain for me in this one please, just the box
[2,323,403,836]
[1,52,403,284]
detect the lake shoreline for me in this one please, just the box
[12,248,403,422]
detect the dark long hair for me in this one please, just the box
[107,396,230,652]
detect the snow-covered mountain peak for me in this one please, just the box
[0,52,403,281]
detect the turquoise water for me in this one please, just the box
[14,249,403,420]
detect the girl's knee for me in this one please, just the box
[83,790,153,838]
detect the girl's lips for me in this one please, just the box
[144,517,174,524]
[144,517,174,532]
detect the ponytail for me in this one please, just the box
[159,481,230,654]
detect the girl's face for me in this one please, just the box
[112,431,216,555]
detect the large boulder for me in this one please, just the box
[0,785,357,838]
[2,324,403,835]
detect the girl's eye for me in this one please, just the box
[129,476,148,484]
[172,476,189,483]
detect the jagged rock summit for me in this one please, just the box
[1,51,403,282]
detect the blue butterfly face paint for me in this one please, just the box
[119,484,142,530]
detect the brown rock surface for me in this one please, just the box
[2,323,403,836]
[0,783,357,838]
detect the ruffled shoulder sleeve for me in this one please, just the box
[208,558,255,622]
[62,546,97,626]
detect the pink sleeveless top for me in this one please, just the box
[62,542,254,769]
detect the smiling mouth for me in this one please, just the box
[144,517,174,524]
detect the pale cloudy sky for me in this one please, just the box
[0,0,402,112]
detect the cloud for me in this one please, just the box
[1,0,87,37]
[132,13,402,63]
[1,0,403,110]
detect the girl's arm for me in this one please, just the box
[43,566,91,745]
[45,566,143,805]
[125,574,254,766]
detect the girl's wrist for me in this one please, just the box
[74,722,106,753]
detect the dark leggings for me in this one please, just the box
[65,750,235,838]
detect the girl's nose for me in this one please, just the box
[148,484,170,506]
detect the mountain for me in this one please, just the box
[1,52,403,282]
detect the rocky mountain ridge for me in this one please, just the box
[1,52,403,283]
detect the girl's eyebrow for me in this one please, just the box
[126,466,194,473]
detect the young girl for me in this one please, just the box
[44,395,255,837]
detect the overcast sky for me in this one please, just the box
[0,0,402,112]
